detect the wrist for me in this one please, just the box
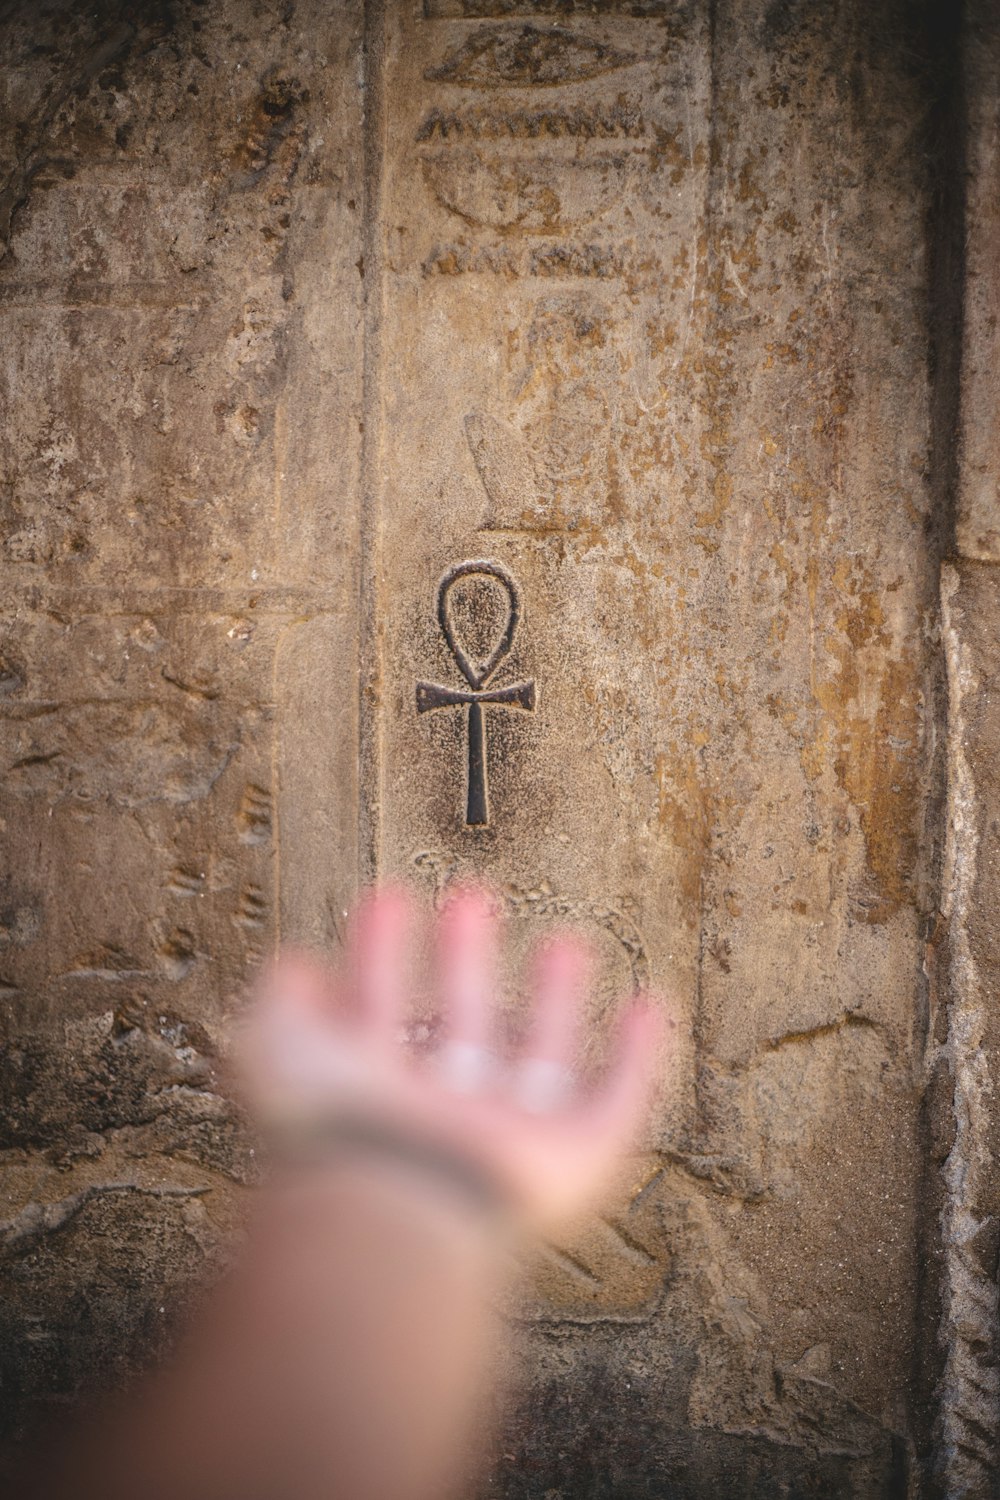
[268,1112,509,1218]
[260,1114,522,1262]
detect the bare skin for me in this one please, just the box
[25,886,668,1500]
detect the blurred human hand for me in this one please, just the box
[242,886,668,1233]
[23,888,669,1500]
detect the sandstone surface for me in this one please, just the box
[0,2,992,1494]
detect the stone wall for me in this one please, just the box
[0,1,992,1493]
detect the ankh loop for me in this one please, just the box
[416,560,536,827]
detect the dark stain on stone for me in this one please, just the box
[0,3,177,257]
[233,71,310,181]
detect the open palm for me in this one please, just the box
[243,887,667,1232]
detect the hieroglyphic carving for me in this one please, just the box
[424,0,680,15]
[416,561,536,826]
[465,410,552,530]
[236,782,272,843]
[416,101,646,142]
[411,852,650,989]
[421,240,628,277]
[420,151,630,233]
[411,19,661,275]
[522,1155,671,1323]
[424,24,639,87]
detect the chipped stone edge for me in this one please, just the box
[935,563,999,1494]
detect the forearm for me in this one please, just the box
[38,1160,512,1500]
[19,886,661,1500]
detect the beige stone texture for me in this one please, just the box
[938,562,1000,1496]
[0,0,991,1494]
[955,5,1000,561]
[368,4,935,1488]
[0,0,364,1443]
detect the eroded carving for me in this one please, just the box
[156,926,197,980]
[422,239,627,278]
[416,560,536,827]
[411,853,650,989]
[425,25,638,88]
[236,782,272,843]
[166,865,206,897]
[424,0,676,16]
[465,410,550,528]
[416,102,645,142]
[420,150,626,232]
[409,851,665,1319]
[235,883,268,928]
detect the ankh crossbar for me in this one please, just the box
[415,560,536,827]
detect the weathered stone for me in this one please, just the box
[0,0,988,1494]
[0,0,364,1448]
[936,561,1000,1497]
[369,0,938,1487]
[955,6,1000,560]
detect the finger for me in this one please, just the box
[514,935,590,1112]
[255,949,336,1021]
[573,997,670,1156]
[525,934,590,1065]
[240,949,339,1103]
[349,885,411,1048]
[437,885,499,1090]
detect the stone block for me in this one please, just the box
[0,0,971,1490]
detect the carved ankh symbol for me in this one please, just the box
[416,560,536,827]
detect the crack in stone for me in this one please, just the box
[0,1182,209,1260]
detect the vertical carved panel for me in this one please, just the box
[369,0,708,1324]
[0,0,365,1435]
[364,0,939,1486]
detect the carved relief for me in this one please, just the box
[424,0,678,16]
[412,852,651,989]
[416,101,646,142]
[464,410,552,530]
[464,388,617,535]
[410,851,664,1318]
[425,25,638,88]
[421,239,627,278]
[523,1155,670,1322]
[416,561,536,827]
[420,150,627,232]
[416,39,649,237]
[236,782,272,843]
